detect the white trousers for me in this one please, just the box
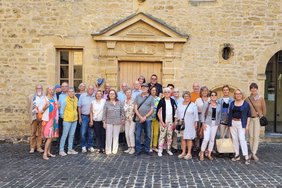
[230,120,248,157]
[105,124,121,154]
[125,120,135,147]
[249,117,260,155]
[201,121,218,152]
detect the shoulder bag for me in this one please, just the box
[248,97,268,126]
[133,95,150,122]
[176,102,191,131]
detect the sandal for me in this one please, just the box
[178,153,186,159]
[184,154,192,160]
[47,153,56,158]
[42,154,49,160]
[199,152,204,161]
[207,155,214,161]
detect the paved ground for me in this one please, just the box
[0,143,282,188]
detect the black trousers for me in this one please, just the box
[93,121,105,150]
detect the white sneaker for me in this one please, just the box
[149,149,153,152]
[67,149,78,155]
[124,148,131,153]
[158,151,163,157]
[82,147,87,153]
[29,148,35,153]
[167,150,173,156]
[88,147,95,153]
[129,148,135,154]
[59,151,67,157]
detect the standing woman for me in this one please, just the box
[103,89,125,155]
[150,86,160,153]
[199,91,221,161]
[228,89,251,165]
[123,88,136,154]
[59,87,78,156]
[177,91,199,160]
[90,90,106,153]
[40,86,59,160]
[246,83,266,161]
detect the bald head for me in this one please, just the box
[192,82,200,93]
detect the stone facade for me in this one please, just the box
[0,0,282,137]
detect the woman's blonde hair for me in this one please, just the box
[182,91,191,98]
[234,88,245,99]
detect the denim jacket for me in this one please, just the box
[228,101,251,128]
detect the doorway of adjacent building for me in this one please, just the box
[118,61,162,88]
[264,50,282,133]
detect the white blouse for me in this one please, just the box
[91,98,106,121]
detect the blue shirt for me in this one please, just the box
[117,91,126,102]
[78,93,95,115]
[228,101,251,128]
[132,89,142,100]
[58,92,68,118]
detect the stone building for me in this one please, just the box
[0,0,282,138]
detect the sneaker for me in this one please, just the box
[67,149,78,155]
[37,148,44,153]
[82,147,87,153]
[153,148,159,153]
[231,155,240,161]
[129,148,135,155]
[88,147,95,153]
[167,150,173,156]
[149,149,153,152]
[29,148,35,153]
[158,151,162,157]
[145,152,153,156]
[124,148,131,153]
[59,151,67,157]
[135,152,141,156]
[252,154,259,161]
[245,158,251,165]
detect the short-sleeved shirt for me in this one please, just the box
[58,92,68,118]
[134,94,155,121]
[78,93,95,115]
[132,89,142,100]
[117,91,126,102]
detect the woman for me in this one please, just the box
[246,83,266,161]
[177,91,199,160]
[157,87,177,157]
[138,75,146,85]
[199,91,221,161]
[123,88,135,154]
[40,86,59,160]
[59,87,78,156]
[228,89,251,165]
[194,86,210,151]
[150,86,160,153]
[90,90,106,153]
[102,89,125,155]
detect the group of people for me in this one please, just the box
[28,74,266,165]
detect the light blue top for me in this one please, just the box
[78,93,95,115]
[117,91,126,102]
[58,92,67,118]
[132,89,142,100]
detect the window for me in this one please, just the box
[57,50,83,92]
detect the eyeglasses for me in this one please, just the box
[62,85,68,87]
[235,93,242,95]
[164,91,171,93]
[36,88,42,89]
[151,78,157,80]
[211,94,217,97]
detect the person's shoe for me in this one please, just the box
[29,148,35,153]
[59,151,67,157]
[88,147,95,153]
[67,149,78,155]
[218,153,224,158]
[153,148,159,153]
[124,148,131,153]
[231,155,240,161]
[158,151,163,157]
[42,154,49,160]
[229,153,235,159]
[207,155,214,161]
[37,148,44,153]
[245,158,251,165]
[129,148,135,155]
[252,154,259,161]
[82,147,87,153]
[167,150,173,156]
[149,149,153,152]
[184,154,192,160]
[178,154,186,159]
[135,152,141,156]
[47,153,56,158]
[145,152,152,156]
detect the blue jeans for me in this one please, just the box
[60,121,77,152]
[80,115,95,148]
[135,120,152,153]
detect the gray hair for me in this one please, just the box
[163,87,171,93]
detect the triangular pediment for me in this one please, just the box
[92,12,188,43]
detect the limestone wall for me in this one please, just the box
[0,0,282,137]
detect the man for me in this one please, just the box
[78,85,95,153]
[117,82,128,102]
[134,83,154,156]
[191,82,200,102]
[58,82,69,141]
[76,83,86,99]
[148,74,163,97]
[28,84,45,153]
[132,81,142,100]
[103,83,111,100]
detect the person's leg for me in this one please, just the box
[135,122,142,154]
[43,138,52,160]
[152,119,159,149]
[166,123,174,151]
[87,125,94,149]
[105,124,113,154]
[144,120,152,153]
[93,121,100,150]
[124,120,131,148]
[187,140,193,156]
[112,125,121,154]
[238,123,248,158]
[101,122,106,151]
[30,120,38,151]
[180,139,187,156]
[208,126,219,153]
[60,121,71,152]
[37,121,43,150]
[68,121,77,151]
[230,121,240,157]
[129,121,136,148]
[158,123,167,153]
[58,117,64,143]
[80,116,88,149]
[249,118,255,153]
[252,117,261,155]
[200,124,211,152]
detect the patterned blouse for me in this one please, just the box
[123,99,135,121]
[102,101,125,125]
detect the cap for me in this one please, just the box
[54,84,61,89]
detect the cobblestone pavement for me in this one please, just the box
[0,143,281,188]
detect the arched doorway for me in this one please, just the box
[264,50,282,133]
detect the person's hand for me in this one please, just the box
[103,122,107,129]
[89,121,93,127]
[122,120,125,125]
[202,123,207,131]
[172,122,176,130]
[79,117,82,124]
[161,122,166,128]
[245,125,249,132]
[140,116,146,123]
[45,101,50,108]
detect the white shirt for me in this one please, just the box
[91,99,106,121]
[195,97,210,113]
[165,99,173,123]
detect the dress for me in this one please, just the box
[42,97,59,138]
[177,102,198,139]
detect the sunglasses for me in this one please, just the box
[211,94,217,96]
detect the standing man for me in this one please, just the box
[117,82,128,102]
[58,82,69,142]
[28,84,45,153]
[132,81,142,100]
[103,83,111,100]
[134,83,155,156]
[78,85,96,153]
[190,83,200,102]
[148,74,163,98]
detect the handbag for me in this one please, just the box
[176,102,191,131]
[248,97,268,126]
[133,95,150,122]
[198,102,210,139]
[216,128,235,153]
